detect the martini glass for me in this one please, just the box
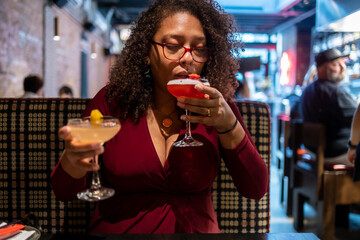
[68,116,121,201]
[167,78,210,147]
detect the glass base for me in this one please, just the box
[77,187,115,201]
[173,137,203,147]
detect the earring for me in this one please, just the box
[144,65,152,79]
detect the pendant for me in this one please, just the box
[162,118,173,128]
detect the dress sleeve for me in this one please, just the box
[50,87,109,201]
[220,100,269,200]
[50,162,87,201]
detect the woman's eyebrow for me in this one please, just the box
[162,34,184,41]
[162,34,206,42]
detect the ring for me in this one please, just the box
[207,108,211,117]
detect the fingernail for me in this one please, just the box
[177,97,185,103]
[91,143,101,148]
[96,149,104,155]
[195,84,203,90]
[177,102,185,108]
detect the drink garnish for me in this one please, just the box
[188,74,200,80]
[189,74,210,99]
[90,109,103,126]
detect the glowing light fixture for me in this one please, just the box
[120,28,131,41]
[53,17,61,41]
[280,52,291,85]
[90,42,97,59]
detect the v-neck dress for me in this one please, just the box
[51,87,269,233]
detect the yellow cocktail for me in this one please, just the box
[68,116,120,201]
[70,124,120,144]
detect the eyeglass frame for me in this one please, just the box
[151,41,211,63]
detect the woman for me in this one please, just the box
[51,0,268,233]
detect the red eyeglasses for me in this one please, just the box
[152,41,211,63]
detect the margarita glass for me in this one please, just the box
[167,78,209,147]
[68,117,120,201]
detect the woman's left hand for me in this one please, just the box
[176,83,236,132]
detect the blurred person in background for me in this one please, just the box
[282,85,303,120]
[58,85,73,98]
[302,64,317,88]
[234,72,250,99]
[21,74,44,98]
[301,48,357,165]
[347,104,360,181]
[347,104,360,164]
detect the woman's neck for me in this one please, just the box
[151,88,182,130]
[152,88,177,115]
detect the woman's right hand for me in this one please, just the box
[58,126,104,178]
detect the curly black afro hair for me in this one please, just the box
[106,0,243,124]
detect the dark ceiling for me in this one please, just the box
[94,0,316,34]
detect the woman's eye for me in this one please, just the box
[166,45,181,51]
[193,48,208,56]
[194,48,206,53]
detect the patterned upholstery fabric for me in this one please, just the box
[0,98,94,233]
[0,98,270,233]
[212,101,270,233]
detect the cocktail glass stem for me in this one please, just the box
[184,110,192,141]
[77,152,115,201]
[90,155,101,190]
[173,109,203,147]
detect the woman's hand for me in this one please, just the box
[58,126,104,178]
[176,84,237,132]
[177,83,245,149]
[347,148,356,165]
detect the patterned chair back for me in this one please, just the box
[0,98,270,233]
[213,101,270,233]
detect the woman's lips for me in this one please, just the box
[174,74,189,79]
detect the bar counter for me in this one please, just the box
[40,233,319,240]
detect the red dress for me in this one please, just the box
[51,88,268,233]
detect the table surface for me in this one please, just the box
[40,233,319,240]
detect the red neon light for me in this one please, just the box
[280,52,291,85]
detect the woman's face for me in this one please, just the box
[149,12,206,92]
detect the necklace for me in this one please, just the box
[153,108,179,128]
[162,117,173,128]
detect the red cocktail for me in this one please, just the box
[167,79,209,99]
[167,77,209,147]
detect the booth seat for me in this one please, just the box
[0,98,270,233]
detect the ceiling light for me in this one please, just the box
[91,42,97,59]
[53,16,60,41]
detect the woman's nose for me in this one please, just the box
[180,49,194,64]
